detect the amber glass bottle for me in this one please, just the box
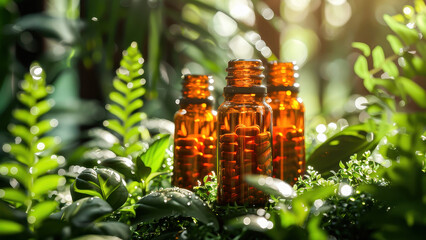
[173,74,217,190]
[217,59,273,206]
[266,61,305,185]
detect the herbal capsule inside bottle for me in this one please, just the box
[217,59,273,206]
[173,74,217,190]
[266,61,305,185]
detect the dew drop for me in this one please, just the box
[243,217,251,225]
[187,201,192,206]
[37,142,45,151]
[15,137,22,144]
[2,144,11,153]
[127,82,133,89]
[10,167,18,175]
[50,119,59,127]
[27,216,36,224]
[30,107,39,115]
[0,189,5,198]
[30,126,39,134]
[0,167,8,175]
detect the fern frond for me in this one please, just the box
[1,63,65,231]
[104,42,148,158]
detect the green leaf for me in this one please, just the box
[34,136,57,152]
[60,197,113,228]
[140,134,170,173]
[70,168,128,210]
[308,124,381,174]
[33,100,52,117]
[363,77,375,92]
[33,119,54,137]
[109,92,127,107]
[352,42,370,56]
[32,156,59,177]
[0,188,28,204]
[416,14,426,36]
[12,109,35,126]
[397,77,426,108]
[112,79,129,94]
[133,188,219,230]
[0,219,24,235]
[32,175,65,197]
[136,158,151,181]
[123,126,140,144]
[0,162,30,188]
[84,222,130,240]
[128,88,145,102]
[108,105,126,121]
[245,175,296,199]
[372,46,385,69]
[382,60,399,77]
[387,34,404,55]
[125,99,143,115]
[125,112,145,129]
[8,144,33,165]
[100,157,136,180]
[17,92,35,108]
[354,55,370,79]
[28,201,58,227]
[104,119,125,136]
[383,14,418,45]
[9,124,32,144]
[339,161,345,169]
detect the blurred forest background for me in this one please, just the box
[0,0,413,152]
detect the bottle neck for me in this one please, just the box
[224,93,265,103]
[224,59,266,97]
[266,61,297,87]
[181,74,213,99]
[179,102,213,111]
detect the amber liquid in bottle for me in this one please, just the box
[217,59,273,206]
[266,61,305,185]
[173,75,217,190]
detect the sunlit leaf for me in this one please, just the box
[0,162,30,188]
[105,119,125,136]
[8,144,33,165]
[397,77,426,108]
[0,219,24,235]
[34,136,57,152]
[133,188,219,230]
[100,157,136,180]
[123,126,140,144]
[128,88,146,102]
[109,92,127,107]
[245,175,296,199]
[384,15,418,45]
[32,156,59,177]
[12,109,35,126]
[32,175,65,197]
[125,112,145,129]
[416,14,426,36]
[354,55,370,79]
[9,124,32,144]
[387,34,404,55]
[28,201,58,227]
[125,99,143,115]
[352,42,371,56]
[108,105,126,121]
[372,46,385,69]
[136,158,151,180]
[382,60,399,77]
[140,134,170,173]
[0,188,28,204]
[33,119,54,137]
[33,100,52,117]
[112,79,129,94]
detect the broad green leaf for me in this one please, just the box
[308,124,381,174]
[387,34,404,55]
[32,175,65,197]
[0,219,24,235]
[109,92,127,107]
[133,188,219,230]
[382,60,399,77]
[125,99,143,115]
[383,14,418,45]
[71,168,128,210]
[354,55,370,79]
[416,14,426,36]
[0,162,30,188]
[33,156,59,177]
[112,79,129,94]
[136,158,151,181]
[0,188,28,204]
[60,197,113,228]
[245,175,296,199]
[145,171,169,184]
[372,46,385,69]
[128,88,146,102]
[84,222,130,240]
[398,77,426,108]
[33,119,54,137]
[28,201,58,227]
[140,134,171,173]
[108,105,126,121]
[125,142,144,156]
[352,42,370,56]
[100,157,136,180]
[105,119,125,136]
[12,109,35,126]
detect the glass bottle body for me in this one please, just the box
[173,75,217,190]
[268,91,305,184]
[217,59,272,206]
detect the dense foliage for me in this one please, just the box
[0,1,425,240]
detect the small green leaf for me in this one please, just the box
[416,14,426,36]
[0,188,28,204]
[12,109,35,126]
[108,105,126,121]
[109,92,127,107]
[112,79,129,94]
[104,119,125,136]
[8,144,33,165]
[352,42,370,56]
[33,156,59,177]
[125,99,143,115]
[363,77,375,92]
[17,92,35,107]
[33,100,52,117]
[339,161,345,169]
[100,157,136,180]
[382,60,399,77]
[124,126,140,144]
[60,197,113,228]
[34,136,57,152]
[0,219,24,235]
[387,34,404,55]
[128,88,146,102]
[133,188,219,230]
[9,124,32,144]
[372,46,385,69]
[354,55,370,79]
[0,162,30,188]
[32,175,65,197]
[140,134,170,173]
[397,77,426,108]
[125,113,145,129]
[136,159,151,181]
[28,201,58,227]
[384,14,418,45]
[33,119,54,137]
